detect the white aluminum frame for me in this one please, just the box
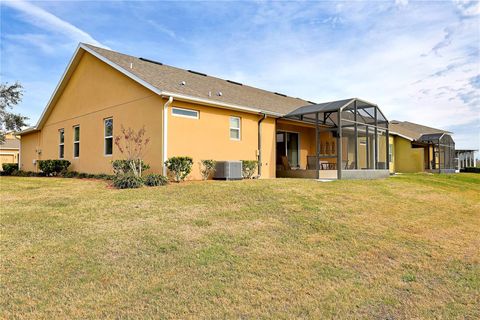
[229,116,241,141]
[73,125,80,158]
[171,107,199,119]
[59,128,65,159]
[104,118,113,156]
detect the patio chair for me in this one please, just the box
[348,161,356,169]
[307,155,317,170]
[320,160,329,170]
[281,156,291,171]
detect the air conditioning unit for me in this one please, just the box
[213,161,243,180]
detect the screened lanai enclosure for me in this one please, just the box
[418,133,456,173]
[278,98,390,180]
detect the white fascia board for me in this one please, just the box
[34,43,285,131]
[82,44,283,117]
[389,131,414,141]
[17,127,39,135]
[80,44,163,96]
[35,44,84,129]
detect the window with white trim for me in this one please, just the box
[104,118,113,156]
[172,107,199,119]
[59,129,65,159]
[230,116,241,140]
[73,125,80,158]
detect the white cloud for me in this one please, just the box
[395,0,409,7]
[191,2,478,149]
[3,0,108,48]
[453,0,480,16]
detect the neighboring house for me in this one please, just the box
[455,149,477,169]
[19,43,391,180]
[389,121,456,173]
[0,132,20,168]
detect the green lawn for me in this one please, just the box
[1,174,479,319]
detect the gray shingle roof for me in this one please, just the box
[0,138,20,150]
[389,121,450,141]
[84,44,312,115]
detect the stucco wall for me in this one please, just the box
[26,52,163,174]
[19,51,277,179]
[394,136,424,173]
[19,131,40,172]
[167,100,276,179]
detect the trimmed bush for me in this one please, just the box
[63,171,79,178]
[144,173,168,186]
[1,163,18,175]
[165,156,193,182]
[241,160,258,179]
[95,173,114,180]
[38,160,70,176]
[200,160,216,180]
[113,173,143,189]
[112,159,150,176]
[460,167,480,173]
[10,170,39,177]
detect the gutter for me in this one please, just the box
[17,127,39,136]
[257,113,267,178]
[163,96,174,176]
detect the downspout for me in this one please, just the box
[257,113,267,178]
[163,96,173,176]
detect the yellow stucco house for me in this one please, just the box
[389,121,456,173]
[19,43,393,180]
[0,132,20,168]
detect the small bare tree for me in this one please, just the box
[114,125,150,177]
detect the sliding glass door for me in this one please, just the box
[276,131,299,168]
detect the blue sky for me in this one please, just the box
[1,0,479,151]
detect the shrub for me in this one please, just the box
[1,163,18,175]
[38,160,70,176]
[9,170,39,177]
[241,160,258,179]
[165,156,193,182]
[460,167,480,173]
[200,160,216,180]
[63,171,79,178]
[114,125,150,177]
[112,159,150,176]
[78,172,88,179]
[113,173,143,189]
[95,173,114,180]
[144,173,168,186]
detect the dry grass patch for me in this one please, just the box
[1,174,479,319]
